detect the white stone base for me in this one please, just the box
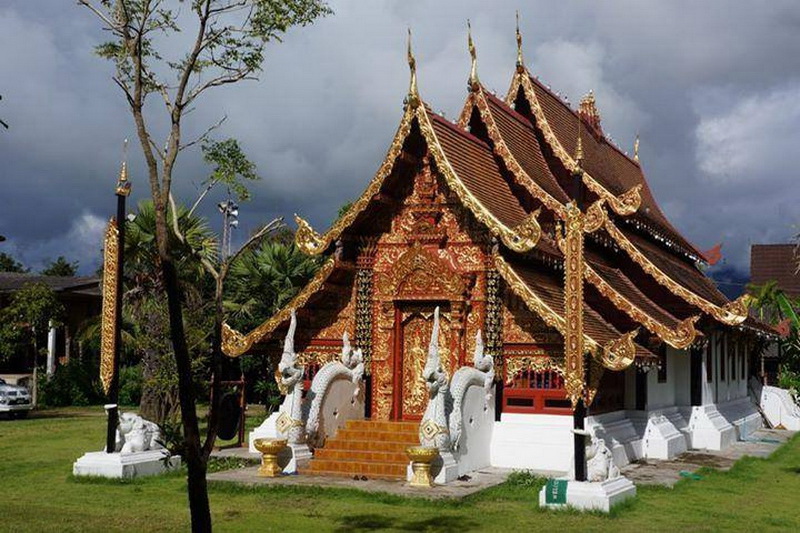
[688,404,736,450]
[278,443,312,474]
[539,477,637,513]
[642,413,688,460]
[73,450,180,479]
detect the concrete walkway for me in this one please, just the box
[621,428,795,487]
[208,428,795,496]
[208,465,513,499]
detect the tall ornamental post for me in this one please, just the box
[100,151,131,454]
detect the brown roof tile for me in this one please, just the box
[430,114,527,229]
[750,244,800,299]
[508,259,655,360]
[527,77,701,258]
[483,93,571,205]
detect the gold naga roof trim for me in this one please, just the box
[456,83,567,217]
[494,253,638,364]
[505,70,643,217]
[584,264,700,349]
[296,36,541,257]
[221,257,337,357]
[460,87,699,344]
[602,218,750,326]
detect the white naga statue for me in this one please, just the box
[586,435,620,482]
[419,307,495,453]
[303,331,365,447]
[114,412,163,454]
[419,307,453,451]
[275,310,307,445]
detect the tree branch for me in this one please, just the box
[180,115,227,152]
[219,218,285,281]
[76,0,126,31]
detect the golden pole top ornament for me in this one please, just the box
[467,20,479,91]
[115,139,132,197]
[515,11,525,73]
[634,134,640,162]
[406,28,420,109]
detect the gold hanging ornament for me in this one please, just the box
[100,218,120,395]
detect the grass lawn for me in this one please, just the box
[1,407,798,532]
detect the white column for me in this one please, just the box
[46,320,57,378]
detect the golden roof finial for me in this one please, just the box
[115,138,131,197]
[575,118,584,165]
[579,89,602,133]
[406,28,420,109]
[633,134,640,162]
[467,20,479,91]
[515,11,525,73]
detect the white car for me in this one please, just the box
[0,378,32,418]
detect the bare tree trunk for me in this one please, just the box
[161,256,211,532]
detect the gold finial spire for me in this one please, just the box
[633,134,640,162]
[515,11,525,73]
[579,89,602,134]
[467,20,479,91]
[575,118,584,165]
[115,139,131,196]
[406,28,420,109]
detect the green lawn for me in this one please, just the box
[0,407,798,532]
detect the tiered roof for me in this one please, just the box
[222,28,768,359]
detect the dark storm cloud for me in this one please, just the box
[1,1,798,281]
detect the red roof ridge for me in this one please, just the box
[526,74,642,169]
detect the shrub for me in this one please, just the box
[38,359,103,407]
[118,364,143,407]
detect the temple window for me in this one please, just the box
[503,366,570,414]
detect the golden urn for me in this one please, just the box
[406,446,439,488]
[253,438,288,478]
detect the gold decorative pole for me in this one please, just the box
[102,142,131,454]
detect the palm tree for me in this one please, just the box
[225,240,320,331]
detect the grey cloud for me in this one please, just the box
[1,0,798,282]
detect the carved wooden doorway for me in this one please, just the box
[393,303,455,420]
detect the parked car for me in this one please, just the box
[0,378,32,419]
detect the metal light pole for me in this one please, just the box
[103,150,131,454]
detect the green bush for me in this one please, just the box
[118,364,143,406]
[38,359,103,407]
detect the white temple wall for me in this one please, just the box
[672,347,691,406]
[646,349,677,410]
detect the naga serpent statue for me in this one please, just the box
[448,329,495,450]
[419,307,453,451]
[276,310,306,445]
[419,307,495,454]
[303,332,365,448]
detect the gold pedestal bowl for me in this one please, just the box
[253,438,288,478]
[406,446,440,488]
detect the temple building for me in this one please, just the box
[223,27,774,479]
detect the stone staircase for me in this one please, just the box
[304,419,419,479]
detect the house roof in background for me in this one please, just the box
[750,244,799,299]
[0,272,100,296]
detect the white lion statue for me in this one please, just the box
[586,435,619,482]
[114,412,163,454]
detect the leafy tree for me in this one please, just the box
[41,256,79,277]
[0,282,64,405]
[0,252,28,273]
[80,2,332,528]
[748,282,800,390]
[226,240,320,331]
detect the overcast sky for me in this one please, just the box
[1,1,799,285]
